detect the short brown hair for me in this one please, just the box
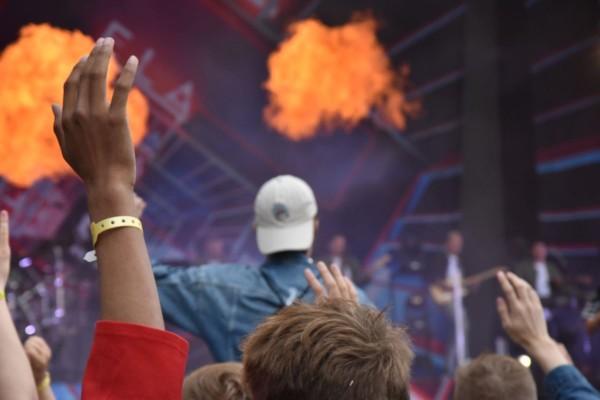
[183,362,250,400]
[454,354,536,400]
[242,299,413,400]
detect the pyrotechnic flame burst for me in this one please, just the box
[0,23,149,187]
[264,16,420,140]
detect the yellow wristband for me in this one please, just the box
[90,216,143,247]
[0,291,4,301]
[37,373,51,391]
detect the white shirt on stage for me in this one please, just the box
[534,261,552,299]
[446,254,467,367]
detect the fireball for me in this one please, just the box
[0,23,149,187]
[264,16,419,140]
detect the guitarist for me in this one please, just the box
[515,240,587,364]
[426,230,469,371]
[514,241,563,306]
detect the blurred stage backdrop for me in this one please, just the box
[1,0,599,398]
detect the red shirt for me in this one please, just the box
[82,321,189,399]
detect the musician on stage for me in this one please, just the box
[514,240,587,364]
[514,241,563,304]
[427,230,469,371]
[321,234,363,284]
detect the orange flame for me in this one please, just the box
[0,24,149,187]
[264,16,419,140]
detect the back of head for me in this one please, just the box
[242,299,413,400]
[254,175,318,255]
[454,354,537,400]
[183,362,249,400]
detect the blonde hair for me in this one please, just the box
[455,354,537,400]
[243,299,413,400]
[183,362,249,400]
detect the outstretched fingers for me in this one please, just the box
[497,271,518,309]
[304,268,325,301]
[496,296,511,328]
[109,55,139,119]
[76,38,103,115]
[62,57,87,120]
[89,37,114,111]
[345,276,358,302]
[317,261,341,298]
[330,264,350,299]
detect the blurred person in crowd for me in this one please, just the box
[496,271,600,399]
[183,362,249,400]
[321,234,363,283]
[202,237,227,264]
[454,354,537,400]
[154,175,372,361]
[242,262,413,400]
[24,336,56,400]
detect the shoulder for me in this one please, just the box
[191,263,262,287]
[155,262,262,289]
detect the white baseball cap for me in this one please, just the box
[254,175,318,255]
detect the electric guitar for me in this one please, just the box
[429,266,505,305]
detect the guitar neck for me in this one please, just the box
[462,267,504,286]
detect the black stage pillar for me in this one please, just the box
[460,0,537,356]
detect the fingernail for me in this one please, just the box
[1,210,7,218]
[80,55,88,63]
[104,37,114,48]
[126,55,139,66]
[96,37,104,45]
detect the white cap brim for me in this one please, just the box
[257,220,314,255]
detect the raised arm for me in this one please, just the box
[496,271,600,399]
[24,336,56,400]
[496,271,568,373]
[0,211,38,399]
[52,38,162,328]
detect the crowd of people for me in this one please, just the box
[0,37,599,399]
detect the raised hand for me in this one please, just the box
[304,261,358,303]
[496,271,568,373]
[50,38,163,329]
[0,211,10,291]
[24,336,52,385]
[0,209,38,399]
[496,271,549,348]
[51,37,139,220]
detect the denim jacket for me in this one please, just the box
[544,365,600,400]
[153,252,372,361]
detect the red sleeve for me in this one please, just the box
[82,321,189,400]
